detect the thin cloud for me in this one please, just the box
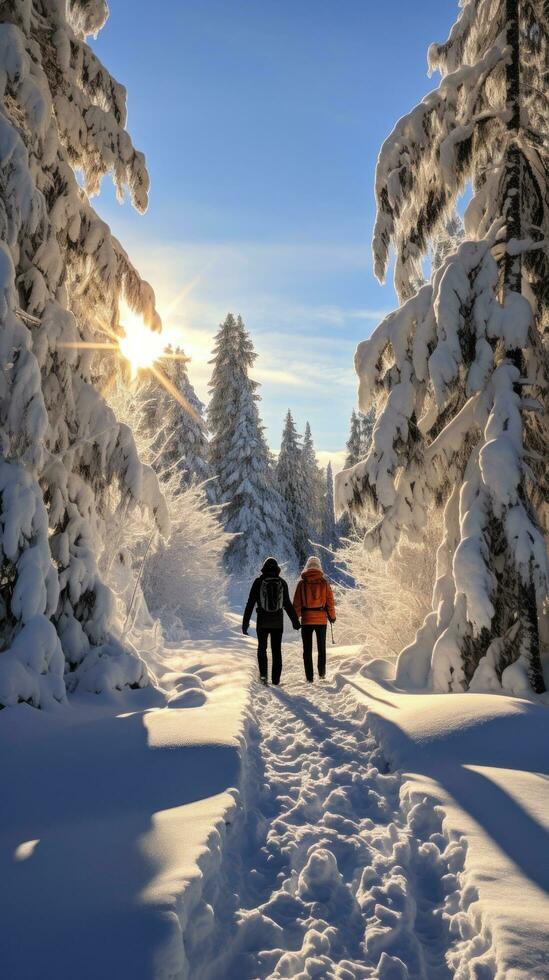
[317,450,347,473]
[110,233,369,454]
[253,366,319,389]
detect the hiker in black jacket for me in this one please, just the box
[242,556,300,685]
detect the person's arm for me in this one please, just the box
[242,580,259,633]
[326,582,336,622]
[292,581,303,622]
[283,580,300,629]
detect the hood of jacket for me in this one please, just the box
[261,557,281,577]
[301,568,325,583]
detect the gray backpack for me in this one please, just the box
[259,577,284,613]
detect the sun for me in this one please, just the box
[116,305,199,421]
[118,309,166,378]
[55,298,199,422]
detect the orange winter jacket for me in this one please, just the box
[293,570,336,626]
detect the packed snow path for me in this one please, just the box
[190,649,468,979]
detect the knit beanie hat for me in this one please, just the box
[304,556,322,572]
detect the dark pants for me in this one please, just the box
[301,625,327,680]
[257,629,283,684]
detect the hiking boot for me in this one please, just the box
[260,676,268,685]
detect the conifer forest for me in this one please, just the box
[0,2,548,978]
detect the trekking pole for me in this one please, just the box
[330,620,335,645]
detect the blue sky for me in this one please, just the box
[93,0,457,467]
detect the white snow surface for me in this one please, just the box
[0,619,252,980]
[2,634,548,979]
[335,652,549,980]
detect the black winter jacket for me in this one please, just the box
[243,565,300,632]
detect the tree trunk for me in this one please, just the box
[503,0,545,693]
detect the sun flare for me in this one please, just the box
[56,298,197,420]
[118,309,167,378]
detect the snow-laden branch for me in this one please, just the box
[338,214,548,693]
[0,1,171,706]
[373,40,508,297]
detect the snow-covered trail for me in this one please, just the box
[190,646,464,979]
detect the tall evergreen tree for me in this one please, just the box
[140,346,213,500]
[302,421,325,541]
[208,315,294,572]
[277,411,310,568]
[344,410,363,468]
[340,409,373,534]
[337,0,548,693]
[322,462,345,582]
[322,463,339,552]
[431,212,465,273]
[359,408,375,459]
[0,0,169,707]
[344,407,375,471]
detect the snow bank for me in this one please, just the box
[0,627,255,980]
[336,653,549,979]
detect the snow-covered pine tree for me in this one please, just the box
[208,314,294,573]
[359,407,375,459]
[344,410,363,469]
[340,408,375,535]
[336,0,548,694]
[106,370,229,643]
[139,346,213,500]
[302,421,325,542]
[0,1,169,707]
[277,411,311,568]
[322,462,339,552]
[431,212,465,273]
[339,410,363,537]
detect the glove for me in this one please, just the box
[242,625,249,636]
[328,616,336,624]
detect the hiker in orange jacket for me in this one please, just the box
[293,556,336,682]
